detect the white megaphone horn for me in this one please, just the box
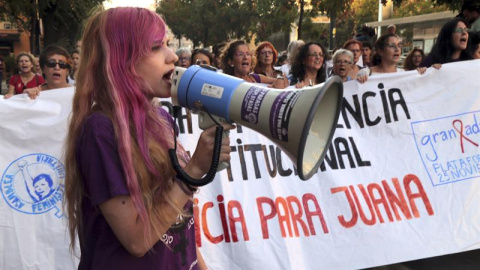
[170,65,343,181]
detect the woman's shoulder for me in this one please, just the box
[8,74,20,84]
[83,112,115,140]
[249,73,262,83]
[30,74,45,85]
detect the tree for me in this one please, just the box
[1,0,104,54]
[158,0,298,47]
[254,0,298,42]
[386,0,471,11]
[393,0,448,18]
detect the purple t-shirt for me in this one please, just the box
[76,110,199,270]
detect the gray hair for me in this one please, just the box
[332,49,354,64]
[175,47,192,57]
[287,40,305,59]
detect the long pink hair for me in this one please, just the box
[64,7,184,251]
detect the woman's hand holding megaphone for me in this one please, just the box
[182,123,236,180]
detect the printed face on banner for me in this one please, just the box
[1,153,65,217]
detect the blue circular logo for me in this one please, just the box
[1,153,65,215]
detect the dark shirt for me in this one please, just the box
[420,53,469,68]
[76,109,198,270]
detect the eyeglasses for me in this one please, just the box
[307,53,324,58]
[178,57,190,62]
[453,27,470,33]
[45,59,69,69]
[259,50,273,56]
[334,60,352,65]
[386,43,402,50]
[234,51,252,58]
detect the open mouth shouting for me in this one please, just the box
[52,72,62,80]
[163,69,174,86]
[241,60,251,71]
[21,65,30,72]
[459,36,468,49]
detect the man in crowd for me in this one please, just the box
[462,1,480,32]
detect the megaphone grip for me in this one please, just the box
[169,126,224,187]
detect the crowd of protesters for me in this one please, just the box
[167,2,479,89]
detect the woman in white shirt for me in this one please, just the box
[368,34,404,75]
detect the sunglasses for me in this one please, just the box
[45,59,69,69]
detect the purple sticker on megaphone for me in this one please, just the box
[270,91,302,142]
[241,86,268,125]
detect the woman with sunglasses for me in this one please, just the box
[253,41,279,79]
[39,45,72,90]
[220,40,287,88]
[4,52,45,99]
[289,42,327,88]
[420,18,472,68]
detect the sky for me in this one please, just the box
[103,0,156,10]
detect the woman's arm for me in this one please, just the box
[3,84,15,99]
[99,182,193,257]
[259,74,288,89]
[23,86,42,99]
[196,246,208,270]
[99,123,235,257]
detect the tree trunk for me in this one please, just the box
[298,0,305,40]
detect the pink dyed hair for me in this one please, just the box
[103,6,170,225]
[65,7,180,249]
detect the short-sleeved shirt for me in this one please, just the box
[250,73,262,83]
[76,109,198,270]
[8,74,45,94]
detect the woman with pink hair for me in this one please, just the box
[64,7,233,269]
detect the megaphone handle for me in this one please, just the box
[169,125,224,187]
[216,130,230,171]
[198,112,230,171]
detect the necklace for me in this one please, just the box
[20,73,33,84]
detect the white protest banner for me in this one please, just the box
[0,60,479,269]
[0,87,78,269]
[174,60,480,270]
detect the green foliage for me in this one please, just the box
[158,0,298,47]
[352,0,378,28]
[1,0,104,52]
[385,0,468,11]
[393,0,448,18]
[254,0,298,42]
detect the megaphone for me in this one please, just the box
[170,65,343,180]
